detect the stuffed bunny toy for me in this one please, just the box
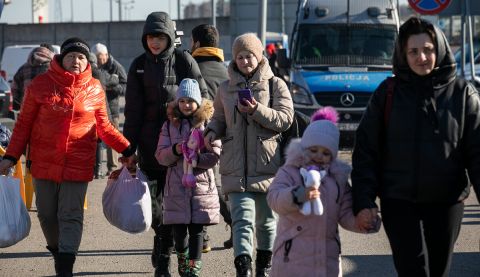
[181,128,204,188]
[299,166,326,216]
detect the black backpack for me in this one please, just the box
[268,78,310,163]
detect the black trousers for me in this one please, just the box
[144,168,174,251]
[174,223,204,260]
[381,198,464,277]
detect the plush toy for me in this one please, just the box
[299,166,326,216]
[181,128,205,188]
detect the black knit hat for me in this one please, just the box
[60,37,90,60]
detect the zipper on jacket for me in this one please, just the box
[243,125,248,190]
[283,239,292,262]
[413,92,421,200]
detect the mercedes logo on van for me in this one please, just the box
[340,93,355,107]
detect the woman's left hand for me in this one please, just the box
[238,98,258,115]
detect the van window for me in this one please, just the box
[293,24,397,66]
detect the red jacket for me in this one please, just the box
[6,57,130,183]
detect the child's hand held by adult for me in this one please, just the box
[203,131,215,152]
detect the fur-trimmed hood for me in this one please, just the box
[284,138,351,185]
[167,98,214,129]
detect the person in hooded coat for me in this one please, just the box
[351,17,480,277]
[122,11,208,277]
[11,45,54,111]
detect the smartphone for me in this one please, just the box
[238,89,253,105]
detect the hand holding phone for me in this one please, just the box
[238,89,253,105]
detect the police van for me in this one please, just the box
[277,0,400,144]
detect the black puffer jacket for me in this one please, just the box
[123,11,208,172]
[352,24,480,213]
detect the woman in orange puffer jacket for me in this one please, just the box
[0,37,135,277]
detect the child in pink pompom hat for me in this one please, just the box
[267,106,381,277]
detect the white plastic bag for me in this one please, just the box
[0,175,31,247]
[102,167,152,234]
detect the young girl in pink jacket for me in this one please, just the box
[267,107,380,277]
[155,78,220,277]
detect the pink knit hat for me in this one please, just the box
[301,107,340,158]
[232,33,264,61]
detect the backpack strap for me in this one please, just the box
[268,77,274,108]
[173,48,189,85]
[384,77,395,126]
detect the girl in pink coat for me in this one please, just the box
[267,107,380,277]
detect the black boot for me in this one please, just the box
[56,252,76,277]
[154,254,172,277]
[255,249,272,277]
[151,235,160,268]
[234,254,252,277]
[46,246,59,274]
[223,226,233,249]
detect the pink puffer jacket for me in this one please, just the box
[267,139,379,277]
[155,116,220,225]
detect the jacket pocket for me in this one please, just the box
[219,136,234,175]
[255,135,281,174]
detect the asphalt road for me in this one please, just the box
[0,151,479,277]
[1,98,479,276]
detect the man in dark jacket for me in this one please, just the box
[190,24,231,252]
[123,11,208,276]
[92,43,127,175]
[190,24,229,99]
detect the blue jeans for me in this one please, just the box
[229,192,277,258]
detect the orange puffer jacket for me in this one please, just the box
[5,57,130,183]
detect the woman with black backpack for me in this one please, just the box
[203,33,294,276]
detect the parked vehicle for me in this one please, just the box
[277,0,399,145]
[453,42,480,83]
[0,44,60,84]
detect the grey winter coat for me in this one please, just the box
[194,55,229,99]
[205,57,294,194]
[267,139,374,277]
[99,55,127,118]
[352,21,480,213]
[155,113,220,225]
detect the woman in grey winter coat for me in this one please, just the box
[155,79,220,277]
[204,33,294,276]
[267,108,379,277]
[352,17,480,276]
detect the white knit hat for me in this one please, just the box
[92,43,108,55]
[176,78,202,106]
[301,120,340,158]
